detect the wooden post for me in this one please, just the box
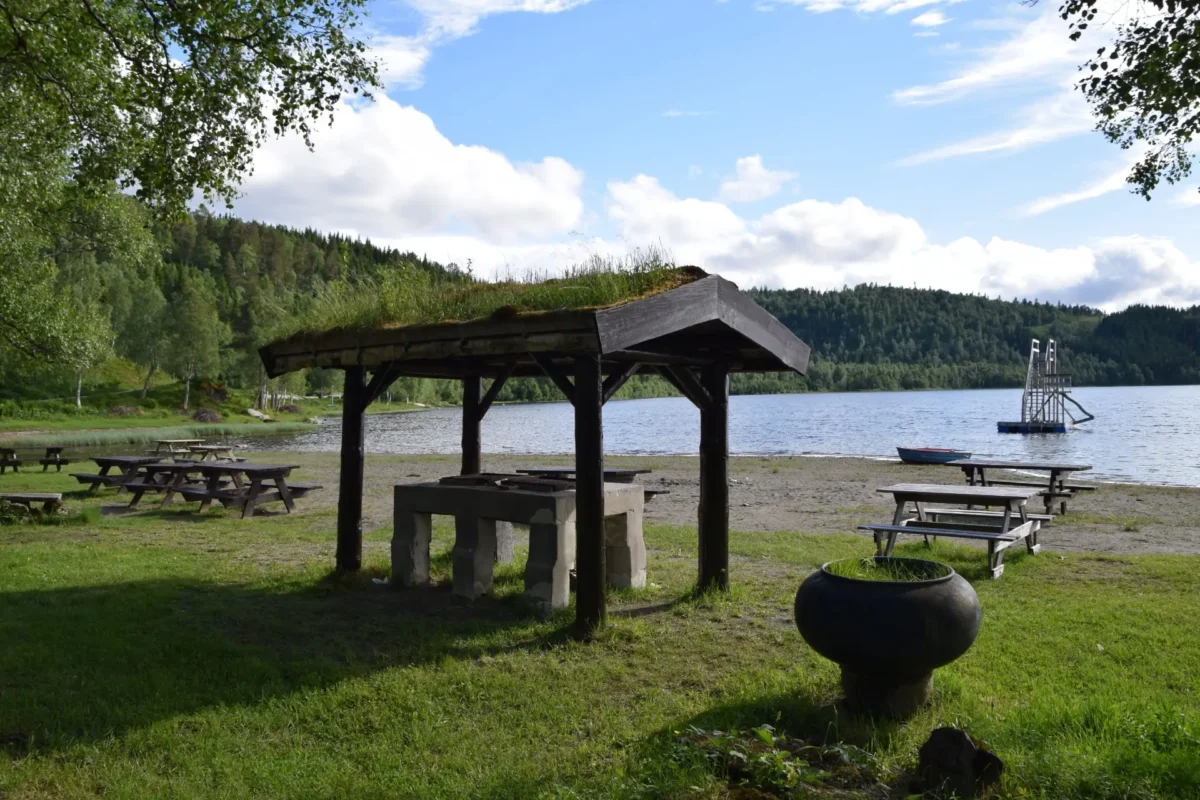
[698,363,729,591]
[462,375,482,475]
[573,354,606,635]
[337,366,367,572]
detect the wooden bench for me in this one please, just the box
[986,479,1096,492]
[70,473,128,493]
[860,519,1038,579]
[0,452,21,474]
[922,507,1054,528]
[175,482,323,514]
[0,492,63,512]
[39,446,71,472]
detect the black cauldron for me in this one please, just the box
[794,557,981,717]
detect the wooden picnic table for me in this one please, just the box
[151,439,205,455]
[864,483,1045,578]
[0,447,20,474]
[186,444,240,461]
[71,455,162,493]
[123,462,208,508]
[172,462,320,519]
[949,459,1094,515]
[517,466,651,484]
[39,446,72,472]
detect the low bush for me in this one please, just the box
[192,408,223,423]
[108,405,139,417]
[279,403,302,414]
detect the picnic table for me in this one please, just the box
[169,462,321,519]
[949,459,1094,514]
[151,439,204,455]
[186,444,241,461]
[0,447,20,474]
[71,455,161,493]
[39,446,72,472]
[122,462,208,508]
[861,483,1047,578]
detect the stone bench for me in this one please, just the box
[393,481,646,612]
[0,493,63,512]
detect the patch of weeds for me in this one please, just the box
[674,723,886,797]
[1122,522,1141,532]
[0,499,98,526]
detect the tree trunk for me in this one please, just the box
[75,368,83,408]
[141,361,156,399]
[183,365,193,410]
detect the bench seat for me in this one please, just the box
[0,492,63,511]
[70,472,127,493]
[0,458,22,474]
[38,457,72,472]
[985,479,1096,492]
[859,518,1039,579]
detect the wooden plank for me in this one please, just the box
[337,366,367,572]
[667,366,714,413]
[462,375,482,476]
[698,363,730,591]
[601,362,640,404]
[952,459,1092,471]
[573,353,606,636]
[878,483,1043,501]
[594,276,720,354]
[715,277,811,374]
[533,353,576,406]
[364,363,405,405]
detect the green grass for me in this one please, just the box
[823,555,952,582]
[0,423,315,448]
[1,464,1198,798]
[269,250,691,341]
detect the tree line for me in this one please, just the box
[1,209,1197,411]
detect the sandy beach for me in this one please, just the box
[297,452,1200,557]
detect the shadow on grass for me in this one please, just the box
[0,573,570,755]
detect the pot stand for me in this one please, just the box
[841,669,932,718]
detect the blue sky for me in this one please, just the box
[231,0,1200,309]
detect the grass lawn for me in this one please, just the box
[1,465,1198,798]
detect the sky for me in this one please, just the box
[229,0,1200,310]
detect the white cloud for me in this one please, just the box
[717,155,797,203]
[911,11,949,27]
[371,0,590,89]
[766,0,959,14]
[602,174,1200,309]
[897,87,1093,165]
[1175,187,1200,206]
[235,96,584,241]
[1020,150,1143,215]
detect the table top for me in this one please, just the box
[196,462,299,475]
[155,439,205,445]
[189,445,234,452]
[94,455,162,466]
[517,467,652,477]
[878,483,1044,502]
[951,459,1092,472]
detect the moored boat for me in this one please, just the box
[896,447,971,465]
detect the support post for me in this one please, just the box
[698,363,729,591]
[462,374,482,476]
[573,353,606,635]
[337,366,367,572]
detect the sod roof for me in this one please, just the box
[260,264,810,379]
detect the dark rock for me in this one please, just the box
[917,727,1003,798]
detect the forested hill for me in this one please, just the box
[3,209,1199,409]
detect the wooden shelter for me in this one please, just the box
[260,268,810,631]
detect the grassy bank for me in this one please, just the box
[0,423,317,448]
[0,460,1197,798]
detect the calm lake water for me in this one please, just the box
[237,385,1200,488]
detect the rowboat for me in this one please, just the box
[896,447,971,465]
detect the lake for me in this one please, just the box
[239,385,1200,487]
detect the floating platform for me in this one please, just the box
[997,421,1068,434]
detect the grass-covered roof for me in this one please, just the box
[268,253,703,343]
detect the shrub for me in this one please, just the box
[108,405,139,417]
[199,382,228,403]
[279,403,302,414]
[0,499,30,525]
[192,408,222,423]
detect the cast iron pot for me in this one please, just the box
[794,556,981,717]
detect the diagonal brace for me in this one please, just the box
[533,354,576,406]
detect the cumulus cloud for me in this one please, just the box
[602,174,1200,309]
[234,96,584,242]
[717,156,797,203]
[371,0,590,89]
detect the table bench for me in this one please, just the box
[70,456,162,494]
[39,446,72,472]
[865,483,1045,578]
[0,493,62,512]
[948,459,1094,515]
[0,448,21,474]
[170,463,320,518]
